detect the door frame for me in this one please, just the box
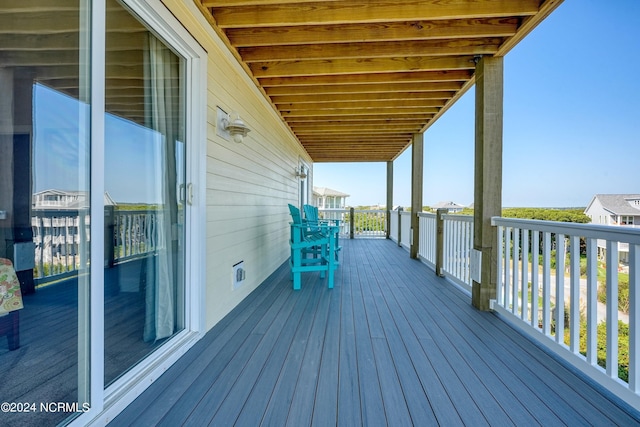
[72,0,207,424]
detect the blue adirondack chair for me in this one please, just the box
[303,204,341,260]
[288,204,338,290]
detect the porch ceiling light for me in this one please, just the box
[222,112,251,143]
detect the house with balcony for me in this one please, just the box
[313,187,350,210]
[432,200,466,213]
[585,194,640,227]
[585,194,640,262]
[1,1,639,426]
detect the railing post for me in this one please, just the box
[349,207,355,239]
[435,208,446,276]
[386,161,393,239]
[104,205,115,268]
[397,207,403,246]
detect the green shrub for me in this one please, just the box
[598,274,630,315]
[576,321,629,382]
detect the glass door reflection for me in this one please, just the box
[103,0,186,386]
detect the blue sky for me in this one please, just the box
[34,84,168,204]
[314,1,640,208]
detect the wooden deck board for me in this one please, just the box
[336,268,362,427]
[284,278,332,427]
[351,273,386,426]
[309,282,341,427]
[123,265,292,426]
[110,239,640,427]
[423,276,634,425]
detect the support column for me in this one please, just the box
[386,161,393,239]
[472,56,504,311]
[410,133,423,259]
[0,69,14,261]
[13,72,35,294]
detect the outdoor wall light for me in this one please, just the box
[295,165,307,179]
[222,112,251,143]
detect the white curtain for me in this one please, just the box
[143,34,180,342]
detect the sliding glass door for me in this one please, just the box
[0,1,91,425]
[0,0,202,424]
[103,0,186,387]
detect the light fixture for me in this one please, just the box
[295,165,307,179]
[222,112,251,143]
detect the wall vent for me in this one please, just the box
[232,261,246,289]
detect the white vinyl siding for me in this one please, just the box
[163,0,311,329]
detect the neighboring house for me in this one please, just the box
[584,194,640,262]
[313,187,350,209]
[585,194,640,227]
[432,201,466,213]
[32,189,88,209]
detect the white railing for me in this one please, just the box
[441,214,474,291]
[408,213,640,407]
[318,208,386,238]
[491,217,640,407]
[32,208,90,280]
[318,209,350,236]
[353,209,386,237]
[400,211,412,250]
[112,209,160,262]
[389,211,399,243]
[418,212,436,267]
[32,208,159,281]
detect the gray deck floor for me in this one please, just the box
[110,238,640,426]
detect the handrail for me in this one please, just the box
[441,214,473,291]
[491,216,639,406]
[417,212,436,267]
[399,211,411,249]
[31,208,159,282]
[318,208,386,238]
[32,208,89,281]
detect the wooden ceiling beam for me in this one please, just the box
[272,91,453,104]
[287,117,428,125]
[294,127,422,135]
[291,119,424,127]
[278,99,446,110]
[302,139,410,144]
[225,17,519,47]
[300,135,411,141]
[210,0,539,28]
[312,157,399,163]
[259,70,472,87]
[265,81,463,96]
[282,107,440,117]
[240,38,501,62]
[304,143,408,147]
[251,56,476,78]
[305,149,406,154]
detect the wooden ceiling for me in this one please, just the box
[198,0,562,162]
